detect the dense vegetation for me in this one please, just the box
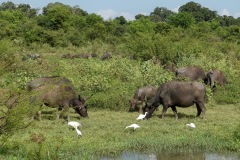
[0,1,240,159]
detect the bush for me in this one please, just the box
[0,40,19,75]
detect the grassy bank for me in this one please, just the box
[0,103,239,159]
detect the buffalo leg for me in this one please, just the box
[196,104,202,117]
[171,106,178,120]
[161,105,168,119]
[139,102,143,113]
[196,102,206,119]
[59,105,70,121]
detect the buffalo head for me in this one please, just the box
[73,94,93,118]
[143,103,156,119]
[128,99,138,112]
[74,103,88,118]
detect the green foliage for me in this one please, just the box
[213,77,240,104]
[150,7,175,22]
[155,22,172,34]
[42,2,71,30]
[233,124,240,145]
[140,59,174,85]
[0,91,33,140]
[125,32,156,60]
[129,17,156,34]
[0,40,19,75]
[179,1,217,22]
[168,12,195,28]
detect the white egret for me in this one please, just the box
[68,121,82,129]
[75,128,82,136]
[68,121,83,136]
[186,123,196,129]
[136,112,148,120]
[125,124,140,130]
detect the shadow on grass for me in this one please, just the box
[155,113,196,119]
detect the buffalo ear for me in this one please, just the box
[78,95,85,103]
[73,105,82,110]
[209,69,214,74]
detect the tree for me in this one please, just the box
[155,22,172,34]
[135,14,148,20]
[0,9,30,40]
[85,14,106,40]
[42,2,72,30]
[218,15,237,27]
[72,5,88,16]
[129,17,156,34]
[17,3,38,18]
[168,12,195,28]
[114,16,127,25]
[85,13,104,25]
[111,16,128,37]
[150,7,174,22]
[179,1,217,22]
[0,1,16,10]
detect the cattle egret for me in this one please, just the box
[136,112,148,120]
[186,123,196,129]
[125,124,140,130]
[75,128,82,136]
[68,121,83,136]
[68,121,82,129]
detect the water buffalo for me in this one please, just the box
[144,81,206,120]
[22,53,41,61]
[73,53,90,59]
[61,53,73,59]
[175,66,207,83]
[101,53,112,61]
[91,53,98,58]
[129,86,158,113]
[26,76,72,91]
[27,77,90,120]
[206,69,228,90]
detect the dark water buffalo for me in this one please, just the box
[61,53,90,59]
[144,81,206,120]
[26,76,72,91]
[129,86,158,113]
[73,53,90,59]
[175,66,207,82]
[101,53,112,60]
[27,77,89,120]
[61,53,73,59]
[91,53,98,58]
[206,69,228,90]
[22,53,41,61]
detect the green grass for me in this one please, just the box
[0,103,240,159]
